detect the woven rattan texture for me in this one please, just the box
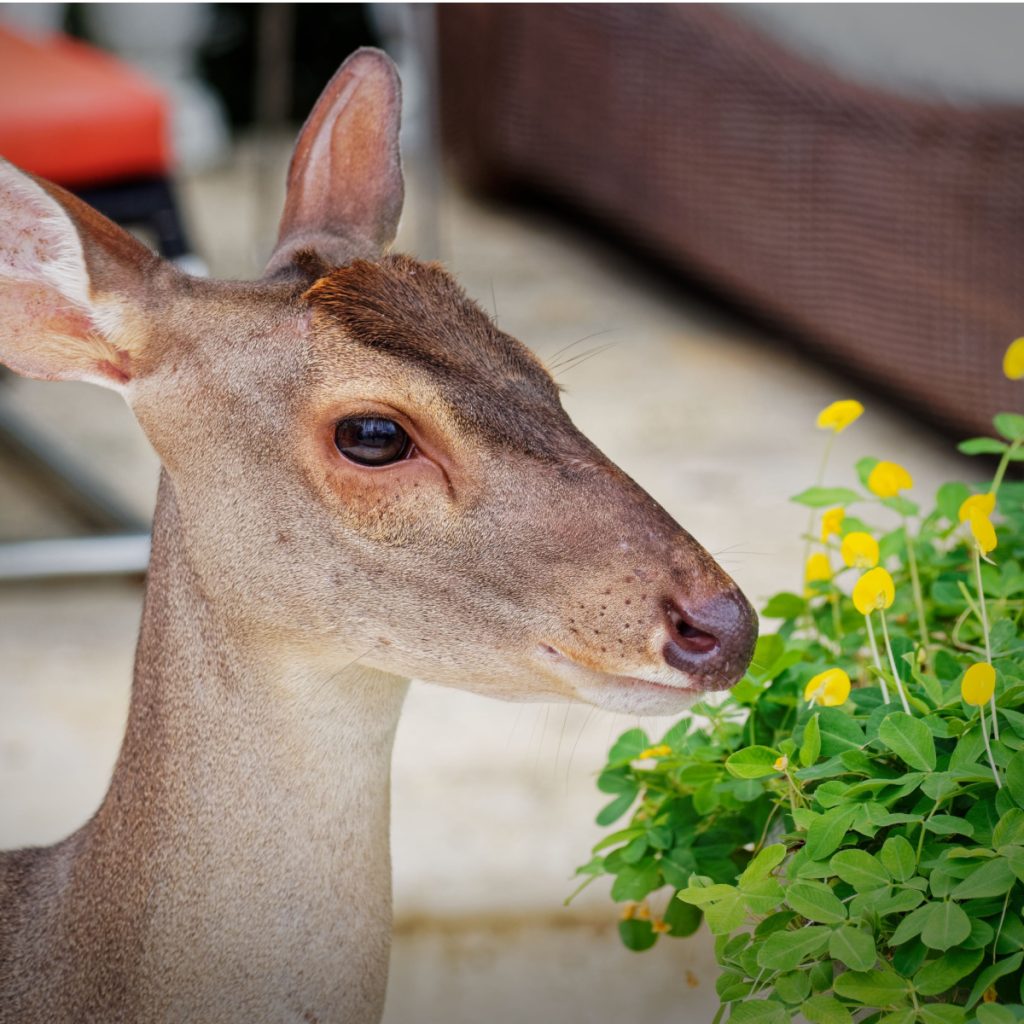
[438,4,1024,437]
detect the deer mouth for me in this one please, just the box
[537,643,704,714]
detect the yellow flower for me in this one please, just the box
[852,567,896,615]
[638,744,672,760]
[961,663,996,707]
[804,552,832,597]
[867,461,913,499]
[651,918,671,934]
[805,553,831,583]
[816,400,864,433]
[634,902,651,921]
[773,755,789,771]
[820,507,845,543]
[958,492,996,523]
[620,904,636,921]
[969,510,997,555]
[804,668,852,707]
[840,531,879,569]
[1004,337,1024,380]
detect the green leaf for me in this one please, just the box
[809,960,834,993]
[774,969,812,1005]
[1004,844,1024,883]
[761,592,806,619]
[704,894,747,935]
[716,971,752,1002]
[817,708,867,755]
[806,804,860,860]
[882,495,919,517]
[830,849,891,892]
[965,951,1024,1008]
[676,880,734,906]
[618,917,657,951]
[914,946,984,996]
[880,836,916,882]
[610,861,661,902]
[920,901,971,951]
[748,634,785,678]
[791,486,863,507]
[994,412,1024,442]
[725,746,782,779]
[785,881,847,924]
[917,1008,967,1024]
[727,1001,788,1024]
[976,1006,1018,1024]
[742,877,785,915]
[872,888,925,916]
[663,894,701,937]
[829,924,876,971]
[739,843,786,885]
[833,967,909,1007]
[800,714,822,768]
[958,437,1009,456]
[596,791,637,826]
[878,712,937,771]
[1006,749,1024,807]
[757,925,831,972]
[619,835,648,864]
[950,856,1016,899]
[803,995,852,1024]
[608,728,649,762]
[924,815,974,837]
[936,482,972,521]
[889,903,934,946]
[856,456,881,487]
[877,1012,915,1024]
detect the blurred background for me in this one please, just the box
[0,3,1017,1021]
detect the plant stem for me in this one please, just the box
[864,614,890,704]
[993,891,1012,963]
[879,612,912,714]
[801,433,837,577]
[973,547,999,740]
[902,515,929,655]
[980,703,1002,789]
[991,437,1023,496]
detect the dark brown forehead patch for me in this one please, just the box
[305,255,580,457]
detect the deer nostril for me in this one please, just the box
[662,590,758,688]
[665,602,720,656]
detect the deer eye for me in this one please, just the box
[334,417,411,466]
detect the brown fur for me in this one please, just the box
[0,49,756,1023]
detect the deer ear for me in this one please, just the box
[267,47,404,277]
[0,159,158,391]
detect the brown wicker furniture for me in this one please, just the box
[437,4,1024,437]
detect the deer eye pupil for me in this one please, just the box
[334,417,410,466]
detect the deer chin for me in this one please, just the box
[537,644,705,716]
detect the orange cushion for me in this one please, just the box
[0,27,169,187]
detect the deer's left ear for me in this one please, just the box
[0,159,159,391]
[266,48,404,277]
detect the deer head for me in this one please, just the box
[0,49,756,717]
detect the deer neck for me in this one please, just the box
[75,474,409,1022]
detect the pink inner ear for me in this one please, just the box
[0,280,103,382]
[1,176,84,294]
[271,49,403,266]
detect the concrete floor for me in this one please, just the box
[0,140,973,1022]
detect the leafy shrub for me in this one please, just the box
[574,346,1024,1023]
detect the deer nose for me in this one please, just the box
[662,588,758,690]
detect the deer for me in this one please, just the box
[0,48,756,1024]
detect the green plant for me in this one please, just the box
[573,351,1024,1023]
